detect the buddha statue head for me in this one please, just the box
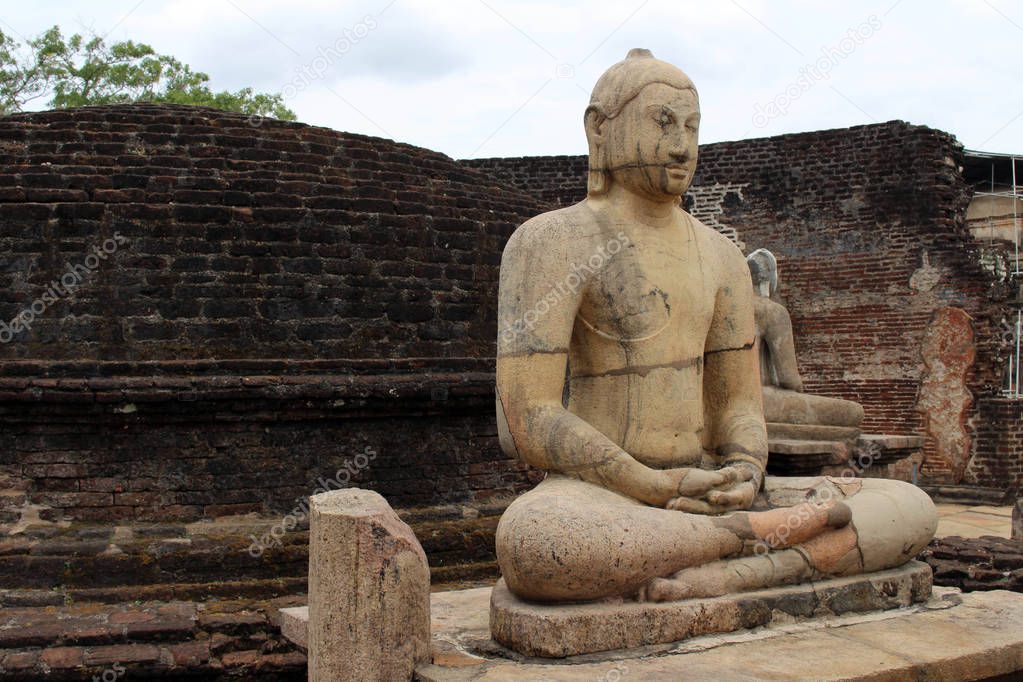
[747,248,779,298]
[584,48,700,201]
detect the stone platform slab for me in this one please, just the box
[490,561,932,657]
[414,586,1023,681]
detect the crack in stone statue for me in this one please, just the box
[494,48,937,604]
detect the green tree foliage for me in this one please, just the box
[0,25,295,119]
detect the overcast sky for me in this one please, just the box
[8,0,1023,159]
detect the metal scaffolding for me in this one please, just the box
[970,152,1021,276]
[1010,308,1022,398]
[966,151,1022,398]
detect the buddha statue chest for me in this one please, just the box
[573,219,716,353]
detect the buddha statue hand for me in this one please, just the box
[665,464,756,515]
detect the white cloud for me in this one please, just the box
[5,0,1022,156]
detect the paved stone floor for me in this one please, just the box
[414,586,1023,681]
[936,503,1013,539]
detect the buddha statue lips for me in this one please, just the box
[493,48,937,603]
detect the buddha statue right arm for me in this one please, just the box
[495,217,735,508]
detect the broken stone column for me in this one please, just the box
[308,488,430,682]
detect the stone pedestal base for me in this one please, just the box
[279,568,1023,680]
[490,561,932,658]
[413,584,1023,681]
[768,433,925,477]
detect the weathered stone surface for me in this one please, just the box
[1013,498,1022,541]
[281,591,492,672]
[855,433,925,466]
[968,398,1023,497]
[767,422,861,442]
[0,500,508,608]
[1,107,1016,537]
[768,438,843,455]
[417,586,1023,681]
[761,387,865,430]
[278,606,307,651]
[859,434,925,451]
[767,438,844,476]
[307,488,430,682]
[467,136,1017,500]
[0,101,547,531]
[493,48,938,612]
[490,561,932,657]
[0,601,196,648]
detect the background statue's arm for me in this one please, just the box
[703,247,769,485]
[495,219,681,507]
[754,296,804,391]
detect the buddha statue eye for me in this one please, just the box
[657,110,675,128]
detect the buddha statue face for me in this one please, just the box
[584,48,700,201]
[604,84,700,200]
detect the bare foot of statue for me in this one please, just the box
[639,509,857,602]
[638,499,853,601]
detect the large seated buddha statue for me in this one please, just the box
[493,49,937,604]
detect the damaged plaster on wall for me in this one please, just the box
[917,307,976,482]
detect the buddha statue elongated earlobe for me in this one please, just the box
[584,108,610,196]
[588,157,608,195]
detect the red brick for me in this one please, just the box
[83,643,161,666]
[164,640,210,666]
[40,646,84,670]
[1,649,39,670]
[220,649,260,667]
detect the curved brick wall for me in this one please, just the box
[0,104,543,361]
[0,104,545,525]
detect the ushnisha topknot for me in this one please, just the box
[586,48,697,121]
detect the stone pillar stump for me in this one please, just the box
[308,488,430,681]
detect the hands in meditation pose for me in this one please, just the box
[494,49,937,603]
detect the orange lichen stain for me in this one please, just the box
[749,502,843,548]
[802,525,858,572]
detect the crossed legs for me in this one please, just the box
[495,474,936,603]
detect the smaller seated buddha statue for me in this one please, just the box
[747,249,864,436]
